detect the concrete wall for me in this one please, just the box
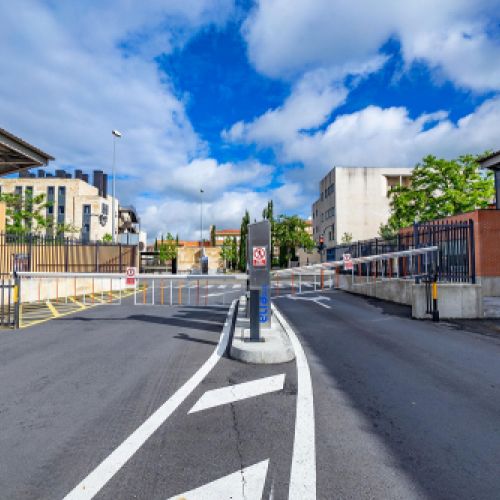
[336,274,484,319]
[177,246,222,273]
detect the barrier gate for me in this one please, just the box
[13,272,247,328]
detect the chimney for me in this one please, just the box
[75,169,83,180]
[82,173,89,183]
[37,170,46,178]
[102,173,108,198]
[93,170,104,197]
[55,169,66,179]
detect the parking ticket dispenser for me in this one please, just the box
[247,220,271,339]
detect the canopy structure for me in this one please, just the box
[0,127,54,176]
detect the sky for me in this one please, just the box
[1,0,500,241]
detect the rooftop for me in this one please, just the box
[0,127,54,176]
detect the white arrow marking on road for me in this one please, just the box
[286,294,331,309]
[167,459,269,500]
[189,374,285,414]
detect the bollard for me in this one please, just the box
[320,269,324,290]
[432,279,440,322]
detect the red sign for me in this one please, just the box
[343,253,353,271]
[126,267,137,286]
[252,246,267,267]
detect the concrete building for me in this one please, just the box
[312,166,413,247]
[0,169,118,241]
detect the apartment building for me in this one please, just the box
[312,166,413,246]
[0,169,118,241]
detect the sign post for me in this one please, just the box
[247,220,271,341]
[343,253,353,271]
[126,266,137,287]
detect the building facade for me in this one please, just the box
[211,227,241,246]
[0,169,118,242]
[312,166,413,247]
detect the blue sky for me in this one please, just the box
[1,0,500,240]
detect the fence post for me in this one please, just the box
[95,241,99,273]
[119,243,123,273]
[469,219,476,284]
[13,274,20,329]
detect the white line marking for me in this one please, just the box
[271,303,316,500]
[189,374,285,414]
[285,294,331,309]
[167,459,269,500]
[62,299,238,500]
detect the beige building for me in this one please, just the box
[0,169,118,241]
[312,166,413,247]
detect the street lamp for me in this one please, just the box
[111,129,122,243]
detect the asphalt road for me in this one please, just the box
[274,289,500,500]
[0,299,297,500]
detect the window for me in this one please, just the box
[101,203,108,215]
[82,204,91,242]
[25,186,33,230]
[46,187,55,235]
[57,186,66,230]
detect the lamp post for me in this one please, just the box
[111,129,122,243]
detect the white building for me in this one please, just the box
[0,169,118,241]
[312,166,413,247]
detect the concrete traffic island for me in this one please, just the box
[230,295,295,364]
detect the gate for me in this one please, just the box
[14,272,247,328]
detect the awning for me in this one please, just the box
[0,127,54,176]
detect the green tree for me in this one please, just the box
[0,191,76,236]
[262,200,275,263]
[158,232,178,264]
[384,154,495,231]
[274,215,314,267]
[231,236,238,270]
[340,232,353,244]
[102,233,113,243]
[154,238,158,251]
[238,210,250,271]
[220,236,236,270]
[210,225,216,246]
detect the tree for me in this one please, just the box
[220,236,236,270]
[102,233,112,243]
[274,215,314,267]
[231,236,238,270]
[0,191,76,236]
[158,232,178,264]
[384,154,495,231]
[340,232,353,244]
[154,238,158,251]
[262,200,275,263]
[238,210,250,271]
[210,225,216,246]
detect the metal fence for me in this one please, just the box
[326,220,475,283]
[0,233,138,277]
[0,279,15,327]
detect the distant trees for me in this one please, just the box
[274,214,314,267]
[158,232,178,264]
[220,236,238,271]
[238,210,250,271]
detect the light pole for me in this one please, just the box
[111,130,122,243]
[200,188,204,257]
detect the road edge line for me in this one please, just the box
[63,298,239,500]
[271,302,316,500]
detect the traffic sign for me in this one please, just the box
[252,246,267,267]
[343,253,353,270]
[126,266,137,286]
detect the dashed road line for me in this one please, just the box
[189,374,285,414]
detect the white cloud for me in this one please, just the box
[223,69,348,145]
[243,0,500,91]
[139,182,308,240]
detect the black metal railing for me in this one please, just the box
[327,220,475,283]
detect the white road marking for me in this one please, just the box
[271,303,316,500]
[167,459,269,500]
[189,374,285,414]
[286,294,331,309]
[62,299,238,500]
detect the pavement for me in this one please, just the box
[274,289,500,500]
[0,298,298,500]
[2,283,500,499]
